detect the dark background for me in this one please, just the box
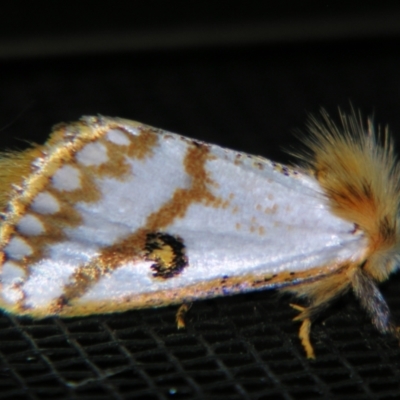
[1,1,400,399]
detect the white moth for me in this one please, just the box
[0,111,399,358]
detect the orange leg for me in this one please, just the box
[175,303,192,329]
[290,303,315,359]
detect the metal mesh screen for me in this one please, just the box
[1,285,400,399]
[1,10,400,398]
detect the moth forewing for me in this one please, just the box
[0,111,398,359]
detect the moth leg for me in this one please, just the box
[176,303,192,329]
[290,303,315,359]
[298,318,314,359]
[351,268,398,337]
[284,271,351,359]
[290,303,306,312]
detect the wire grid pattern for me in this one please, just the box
[1,282,400,400]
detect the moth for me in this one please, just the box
[0,111,399,358]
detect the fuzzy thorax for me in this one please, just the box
[299,110,400,283]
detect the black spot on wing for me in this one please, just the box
[145,232,188,279]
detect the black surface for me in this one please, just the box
[1,4,400,399]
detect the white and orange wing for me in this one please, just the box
[0,116,367,317]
